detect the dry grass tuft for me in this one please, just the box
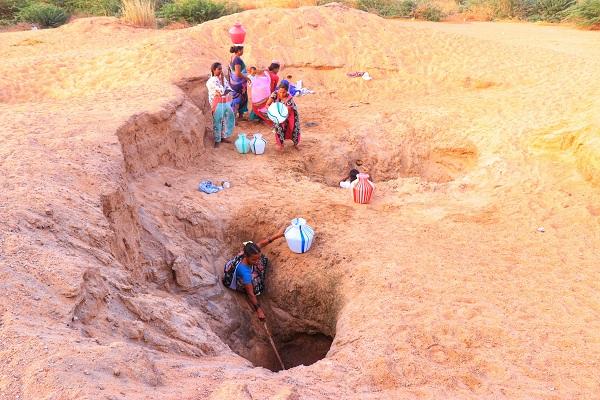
[121,0,156,27]
[236,0,319,9]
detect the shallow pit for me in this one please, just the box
[287,135,478,187]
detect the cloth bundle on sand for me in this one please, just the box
[346,71,372,80]
[198,181,224,194]
[288,80,315,97]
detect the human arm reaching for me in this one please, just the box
[256,227,286,249]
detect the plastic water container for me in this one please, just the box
[251,133,266,155]
[235,133,250,154]
[267,102,288,124]
[284,218,315,254]
[351,173,375,204]
[228,22,246,45]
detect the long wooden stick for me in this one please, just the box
[263,321,285,370]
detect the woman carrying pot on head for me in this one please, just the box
[265,80,301,151]
[228,45,251,120]
[206,62,235,148]
[222,228,286,320]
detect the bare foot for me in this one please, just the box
[293,144,300,151]
[221,138,232,143]
[276,143,284,151]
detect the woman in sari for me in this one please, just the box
[265,81,301,150]
[228,45,250,120]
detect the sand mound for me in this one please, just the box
[1,6,600,399]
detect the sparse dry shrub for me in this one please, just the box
[415,1,444,18]
[158,0,238,23]
[17,2,69,27]
[121,0,156,27]
[565,0,600,27]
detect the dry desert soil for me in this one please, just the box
[1,4,600,399]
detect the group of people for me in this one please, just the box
[205,45,304,320]
[210,46,363,322]
[206,45,301,150]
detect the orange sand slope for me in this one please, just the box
[1,5,600,399]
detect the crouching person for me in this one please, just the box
[222,229,285,320]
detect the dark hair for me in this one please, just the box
[249,66,257,71]
[243,242,261,257]
[230,45,244,54]
[210,62,222,76]
[268,62,280,71]
[278,80,289,91]
[349,169,359,182]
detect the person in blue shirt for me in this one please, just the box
[223,229,286,320]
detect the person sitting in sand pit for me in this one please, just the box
[222,230,286,320]
[265,80,301,151]
[339,168,360,188]
[206,62,234,148]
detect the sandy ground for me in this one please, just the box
[1,5,600,399]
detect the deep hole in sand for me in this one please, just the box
[209,288,334,372]
[205,219,336,373]
[277,332,333,371]
[246,321,334,372]
[111,76,472,374]
[212,258,335,372]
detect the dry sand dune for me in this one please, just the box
[1,5,600,399]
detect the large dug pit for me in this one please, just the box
[95,74,476,376]
[63,40,480,393]
[99,171,340,373]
